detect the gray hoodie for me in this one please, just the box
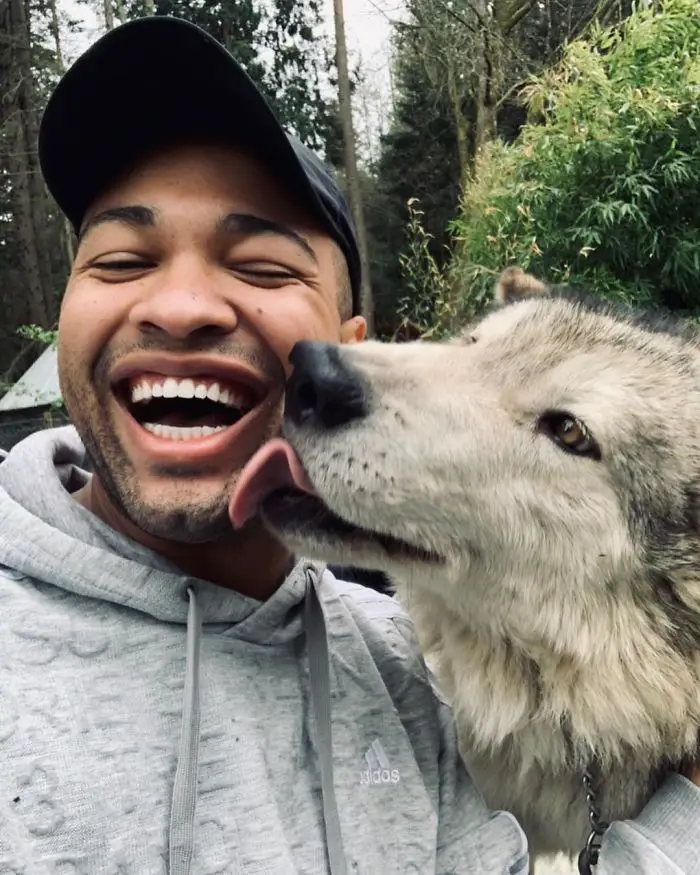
[0,427,698,875]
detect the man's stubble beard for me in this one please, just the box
[73,391,284,545]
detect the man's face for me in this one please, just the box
[59,143,365,543]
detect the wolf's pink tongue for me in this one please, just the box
[229,438,317,529]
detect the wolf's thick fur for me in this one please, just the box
[263,270,700,864]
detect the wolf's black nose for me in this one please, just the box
[286,341,367,428]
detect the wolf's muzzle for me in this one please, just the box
[286,341,367,429]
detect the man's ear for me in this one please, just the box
[494,266,549,306]
[340,315,367,344]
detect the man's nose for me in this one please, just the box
[285,341,367,428]
[128,264,238,340]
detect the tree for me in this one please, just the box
[102,0,114,29]
[46,0,74,267]
[0,0,55,331]
[264,0,339,154]
[367,0,639,339]
[403,0,479,185]
[471,0,537,152]
[332,0,374,332]
[367,21,464,335]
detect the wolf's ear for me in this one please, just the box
[494,266,549,305]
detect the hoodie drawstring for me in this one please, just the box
[168,576,346,875]
[169,586,203,875]
[305,570,348,875]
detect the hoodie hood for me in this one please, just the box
[0,425,349,874]
[0,425,310,636]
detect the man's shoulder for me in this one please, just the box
[324,571,432,687]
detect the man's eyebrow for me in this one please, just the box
[219,212,318,263]
[78,205,157,242]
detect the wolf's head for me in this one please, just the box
[232,269,700,655]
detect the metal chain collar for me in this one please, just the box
[577,768,610,875]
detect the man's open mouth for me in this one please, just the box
[230,439,443,564]
[117,374,259,441]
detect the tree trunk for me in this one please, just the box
[332,0,374,334]
[47,0,75,269]
[20,0,56,321]
[1,0,53,327]
[103,0,114,30]
[447,59,470,184]
[474,26,497,154]
[5,122,47,327]
[474,0,536,155]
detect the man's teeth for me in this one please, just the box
[131,378,243,407]
[142,424,228,440]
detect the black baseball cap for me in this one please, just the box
[38,16,362,315]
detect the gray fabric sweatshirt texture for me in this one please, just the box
[0,426,698,874]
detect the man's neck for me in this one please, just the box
[71,479,294,600]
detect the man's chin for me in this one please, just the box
[73,398,284,547]
[136,510,234,545]
[125,489,238,544]
[83,469,235,546]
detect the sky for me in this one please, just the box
[322,0,406,159]
[321,0,401,160]
[323,0,399,88]
[324,0,395,62]
[64,0,398,59]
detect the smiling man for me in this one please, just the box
[0,15,696,875]
[58,136,363,598]
[0,15,527,875]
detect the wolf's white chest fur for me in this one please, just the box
[412,589,700,863]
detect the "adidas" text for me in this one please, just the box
[359,768,400,785]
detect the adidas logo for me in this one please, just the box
[359,739,400,785]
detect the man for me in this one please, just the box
[0,15,697,875]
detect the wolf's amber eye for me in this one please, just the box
[538,412,601,460]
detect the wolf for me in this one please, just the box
[230,268,700,868]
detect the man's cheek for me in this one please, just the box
[254,307,340,377]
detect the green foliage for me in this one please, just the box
[446,0,700,326]
[396,199,454,338]
[16,324,58,346]
[367,21,465,336]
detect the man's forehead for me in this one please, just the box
[125,138,266,175]
[81,141,326,237]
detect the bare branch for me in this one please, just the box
[494,75,530,110]
[500,0,538,32]
[429,0,534,71]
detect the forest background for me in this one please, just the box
[1,0,698,395]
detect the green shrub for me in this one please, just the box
[16,324,58,347]
[444,0,700,327]
[396,198,456,339]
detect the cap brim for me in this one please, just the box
[39,17,321,235]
